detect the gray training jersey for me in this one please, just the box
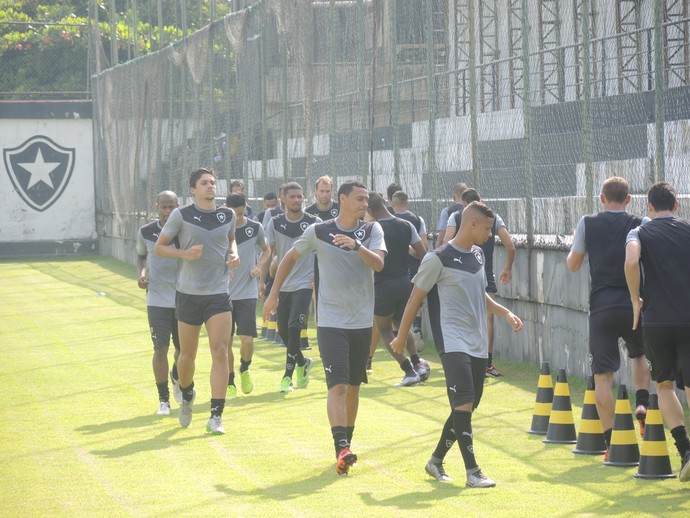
[160,204,236,296]
[265,211,320,292]
[293,219,387,329]
[413,242,488,357]
[136,220,178,308]
[229,219,267,301]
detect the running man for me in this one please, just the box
[435,182,467,247]
[225,192,271,398]
[136,190,181,416]
[391,201,523,487]
[229,179,253,220]
[567,177,651,454]
[264,182,320,392]
[306,175,340,221]
[264,180,386,475]
[155,168,239,435]
[625,181,690,481]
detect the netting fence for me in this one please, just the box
[91,0,690,260]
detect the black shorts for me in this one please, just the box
[231,298,258,337]
[318,326,371,389]
[643,326,690,384]
[175,292,232,326]
[440,351,487,409]
[589,308,645,374]
[147,306,180,351]
[374,277,411,320]
[485,271,497,294]
[277,289,312,337]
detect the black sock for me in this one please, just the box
[283,328,304,378]
[181,382,194,403]
[400,359,412,373]
[603,428,612,449]
[240,358,252,373]
[453,409,477,471]
[156,381,169,403]
[413,316,422,331]
[488,352,493,366]
[411,354,420,365]
[635,389,650,411]
[671,425,690,457]
[210,398,225,417]
[228,371,235,387]
[432,413,456,461]
[289,327,306,366]
[346,426,355,444]
[332,426,349,456]
[171,363,178,381]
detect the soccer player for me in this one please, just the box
[367,191,428,386]
[255,191,279,227]
[391,201,523,487]
[445,188,515,377]
[625,181,690,481]
[229,179,253,220]
[306,175,340,221]
[264,182,320,392]
[155,168,239,435]
[385,181,403,214]
[225,192,271,398]
[136,190,181,416]
[264,180,386,475]
[435,182,467,247]
[567,177,651,455]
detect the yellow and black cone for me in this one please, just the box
[604,384,640,467]
[266,313,276,341]
[300,328,310,349]
[528,362,554,435]
[260,317,268,339]
[573,376,607,454]
[543,369,577,444]
[634,394,676,479]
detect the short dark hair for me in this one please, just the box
[226,192,246,209]
[229,179,245,191]
[367,191,386,211]
[283,181,303,194]
[263,192,277,201]
[338,180,367,198]
[189,167,215,188]
[601,177,629,203]
[647,182,677,212]
[387,182,403,201]
[452,182,468,198]
[464,200,494,219]
[461,188,481,204]
[391,190,408,205]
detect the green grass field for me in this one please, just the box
[1,257,689,517]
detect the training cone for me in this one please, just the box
[266,314,276,341]
[260,318,268,339]
[573,376,607,455]
[604,384,640,467]
[634,394,676,479]
[528,362,554,435]
[300,329,310,349]
[543,369,577,444]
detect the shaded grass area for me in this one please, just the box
[1,257,689,517]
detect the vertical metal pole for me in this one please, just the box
[329,0,337,183]
[581,0,593,214]
[110,0,118,66]
[132,0,140,58]
[521,0,533,249]
[261,22,268,184]
[425,0,438,220]
[468,0,479,188]
[157,0,163,51]
[356,0,368,183]
[389,0,400,183]
[282,44,289,182]
[653,0,665,182]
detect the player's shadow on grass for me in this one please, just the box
[90,428,203,458]
[214,466,342,499]
[76,413,163,435]
[358,482,493,510]
[226,389,324,408]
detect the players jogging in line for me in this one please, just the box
[136,191,182,416]
[566,177,651,457]
[225,193,271,399]
[264,180,386,475]
[392,201,523,487]
[625,181,690,482]
[444,188,515,377]
[366,191,429,386]
[155,168,239,435]
[264,182,320,393]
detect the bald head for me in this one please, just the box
[156,190,179,224]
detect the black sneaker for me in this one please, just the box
[680,450,690,482]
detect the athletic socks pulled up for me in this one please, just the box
[671,425,690,458]
[432,413,456,461]
[180,382,195,403]
[453,409,477,471]
[210,398,225,418]
[332,426,349,456]
[156,381,170,403]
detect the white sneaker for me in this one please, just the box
[156,401,171,416]
[170,370,182,405]
[466,468,496,488]
[425,460,452,482]
[178,389,196,428]
[206,416,225,435]
[395,369,421,387]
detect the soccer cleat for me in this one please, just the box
[295,357,313,389]
[240,370,254,394]
[335,448,358,475]
[205,416,225,435]
[413,329,425,353]
[366,357,373,374]
[178,389,196,428]
[466,468,496,488]
[170,370,182,405]
[680,450,690,482]
[486,364,503,377]
[156,401,171,416]
[415,359,431,382]
[226,384,237,400]
[425,460,452,482]
[395,369,421,387]
[279,376,294,393]
[635,404,647,438]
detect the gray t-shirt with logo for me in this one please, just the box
[136,219,178,308]
[228,219,266,301]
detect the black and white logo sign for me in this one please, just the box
[217,212,226,224]
[245,226,254,237]
[300,221,310,231]
[330,208,338,217]
[4,135,75,212]
[354,228,366,240]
